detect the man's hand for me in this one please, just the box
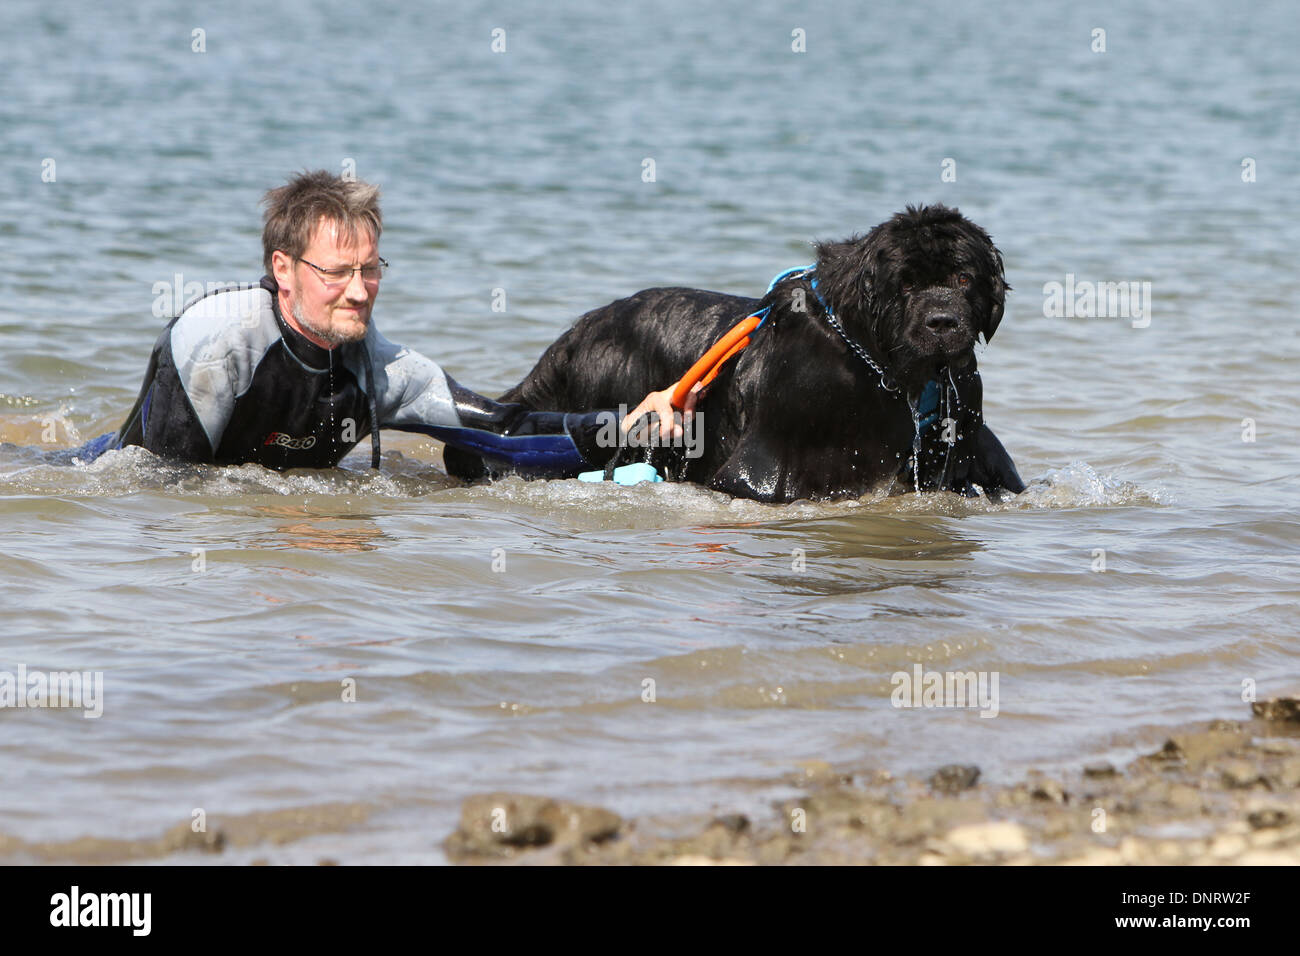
[620,382,702,441]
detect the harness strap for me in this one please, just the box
[365,338,382,469]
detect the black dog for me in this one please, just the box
[446,204,1026,502]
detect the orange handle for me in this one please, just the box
[698,337,749,390]
[669,314,761,408]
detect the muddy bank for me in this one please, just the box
[0,803,369,866]
[445,700,1300,865]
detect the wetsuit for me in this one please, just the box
[78,277,619,475]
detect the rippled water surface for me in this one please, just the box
[1,0,1298,862]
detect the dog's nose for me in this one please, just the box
[925,313,959,332]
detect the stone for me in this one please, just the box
[1154,730,1243,769]
[710,814,750,835]
[1246,809,1291,830]
[929,764,980,794]
[444,793,622,858]
[1220,759,1263,789]
[1252,697,1300,723]
[1031,779,1068,804]
[944,821,1028,855]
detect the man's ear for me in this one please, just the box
[982,249,1008,343]
[271,249,295,289]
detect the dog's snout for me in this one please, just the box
[924,312,960,332]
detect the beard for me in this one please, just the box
[290,296,368,346]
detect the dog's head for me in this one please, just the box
[813,204,1008,388]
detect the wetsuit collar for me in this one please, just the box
[261,274,339,372]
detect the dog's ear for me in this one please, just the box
[813,231,894,333]
[981,248,1008,343]
[813,236,868,295]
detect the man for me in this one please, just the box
[76,171,686,475]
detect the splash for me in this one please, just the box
[461,462,1164,526]
[0,444,456,499]
[0,404,85,446]
[0,436,1161,517]
[1011,461,1166,509]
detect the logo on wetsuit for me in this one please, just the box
[263,431,317,450]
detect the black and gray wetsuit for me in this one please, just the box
[79,277,618,474]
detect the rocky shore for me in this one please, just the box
[444,699,1300,866]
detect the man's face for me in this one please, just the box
[273,218,380,347]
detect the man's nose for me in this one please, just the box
[343,269,371,300]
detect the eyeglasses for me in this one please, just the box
[296,256,388,286]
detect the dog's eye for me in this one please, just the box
[956,273,972,288]
[901,282,914,294]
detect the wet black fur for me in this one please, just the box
[446,204,1026,502]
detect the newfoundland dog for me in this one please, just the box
[446,204,1026,502]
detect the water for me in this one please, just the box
[1,0,1298,863]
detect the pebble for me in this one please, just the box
[929,764,980,794]
[944,821,1028,855]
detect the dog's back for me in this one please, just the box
[441,287,759,483]
[502,288,760,412]
[468,281,918,498]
